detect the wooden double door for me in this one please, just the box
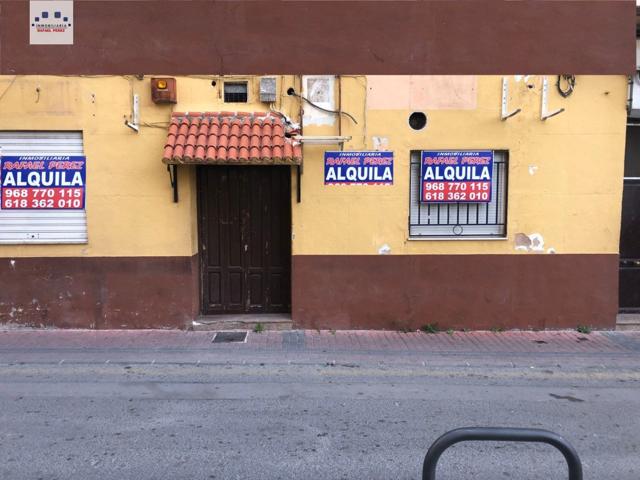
[198,166,291,314]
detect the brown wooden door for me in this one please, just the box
[198,165,291,314]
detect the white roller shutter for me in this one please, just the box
[0,131,87,244]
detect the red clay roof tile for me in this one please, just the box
[163,112,302,165]
[283,142,293,158]
[293,143,302,159]
[195,145,206,161]
[273,124,284,137]
[173,144,184,159]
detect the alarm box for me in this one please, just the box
[151,77,177,104]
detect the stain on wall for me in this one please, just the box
[367,76,477,110]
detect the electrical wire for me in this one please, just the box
[289,90,358,124]
[0,76,18,103]
[556,75,576,98]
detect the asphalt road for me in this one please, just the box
[0,334,639,479]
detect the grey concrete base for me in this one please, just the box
[192,313,292,331]
[616,314,640,331]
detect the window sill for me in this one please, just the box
[407,236,507,241]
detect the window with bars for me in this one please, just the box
[223,82,248,103]
[409,150,508,238]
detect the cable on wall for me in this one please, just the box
[556,75,576,98]
[287,88,358,124]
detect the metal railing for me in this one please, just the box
[422,427,583,480]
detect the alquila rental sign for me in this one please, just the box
[0,155,86,210]
[324,151,394,185]
[420,150,493,203]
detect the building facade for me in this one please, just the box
[0,74,628,330]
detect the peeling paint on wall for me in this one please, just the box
[514,232,546,252]
[528,165,538,175]
[302,75,335,126]
[372,136,389,150]
[378,243,391,255]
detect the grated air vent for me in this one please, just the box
[224,82,248,103]
[211,331,248,343]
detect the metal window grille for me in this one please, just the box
[409,150,508,238]
[224,82,248,103]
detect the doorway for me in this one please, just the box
[197,165,291,314]
[620,125,640,312]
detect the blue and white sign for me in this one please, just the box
[30,1,74,45]
[1,155,86,210]
[324,151,394,185]
[420,150,493,203]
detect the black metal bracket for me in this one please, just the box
[167,164,178,203]
[422,427,583,480]
[296,163,302,203]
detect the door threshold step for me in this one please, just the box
[192,314,293,331]
[616,313,640,331]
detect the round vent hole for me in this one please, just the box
[409,112,427,130]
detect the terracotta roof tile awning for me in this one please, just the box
[162,112,302,165]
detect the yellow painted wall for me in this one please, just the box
[0,75,301,257]
[293,75,627,255]
[0,74,627,258]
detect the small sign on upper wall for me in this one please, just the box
[324,151,394,185]
[420,150,493,203]
[30,1,74,45]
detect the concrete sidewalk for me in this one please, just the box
[1,328,639,360]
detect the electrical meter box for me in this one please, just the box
[259,77,277,103]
